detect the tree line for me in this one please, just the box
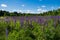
[0,9,60,16]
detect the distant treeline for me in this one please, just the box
[0,9,60,16]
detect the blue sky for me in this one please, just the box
[0,0,60,13]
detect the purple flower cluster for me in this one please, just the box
[3,16,60,25]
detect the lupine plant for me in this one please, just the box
[44,19,55,40]
[0,20,7,40]
[0,19,60,40]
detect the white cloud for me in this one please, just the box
[37,8,42,11]
[8,9,48,14]
[19,10,22,12]
[51,6,55,10]
[10,9,23,13]
[51,6,54,9]
[26,10,31,13]
[1,4,7,7]
[21,4,25,7]
[14,10,22,13]
[37,8,47,13]
[58,7,60,8]
[23,10,35,13]
[41,5,46,8]
[18,9,48,13]
[1,9,5,11]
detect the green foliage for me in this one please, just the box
[0,19,60,40]
[44,19,55,40]
[54,24,60,40]
[8,20,34,40]
[0,20,7,40]
[8,20,15,32]
[32,21,45,40]
[15,20,20,30]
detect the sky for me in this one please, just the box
[0,0,60,13]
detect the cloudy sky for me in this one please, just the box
[0,0,60,13]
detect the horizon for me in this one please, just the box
[0,0,60,13]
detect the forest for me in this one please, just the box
[0,9,60,40]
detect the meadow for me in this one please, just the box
[0,9,60,40]
[0,16,60,40]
